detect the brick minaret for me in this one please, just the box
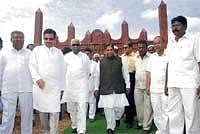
[34,8,43,47]
[159,0,168,48]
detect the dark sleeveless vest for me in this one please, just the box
[99,56,125,95]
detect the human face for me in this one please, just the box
[123,45,132,55]
[44,33,56,48]
[153,37,164,54]
[11,32,24,51]
[105,46,114,58]
[71,44,80,54]
[85,51,92,60]
[172,21,186,40]
[138,43,147,57]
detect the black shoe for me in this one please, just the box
[116,120,120,127]
[126,123,133,128]
[143,130,150,134]
[107,129,114,134]
[72,128,77,134]
[136,124,143,130]
[89,118,95,123]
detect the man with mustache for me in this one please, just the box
[29,28,65,134]
[166,16,200,134]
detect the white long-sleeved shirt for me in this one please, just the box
[61,51,90,103]
[0,48,33,93]
[29,45,65,91]
[166,33,200,88]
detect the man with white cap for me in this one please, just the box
[61,39,90,134]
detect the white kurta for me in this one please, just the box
[61,51,90,103]
[29,45,65,112]
[0,48,33,134]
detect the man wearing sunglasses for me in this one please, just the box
[61,39,90,134]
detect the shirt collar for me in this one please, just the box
[136,52,149,59]
[11,48,25,53]
[172,33,189,43]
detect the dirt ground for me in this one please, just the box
[0,110,71,134]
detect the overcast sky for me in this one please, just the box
[0,0,199,46]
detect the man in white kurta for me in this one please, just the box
[134,41,153,133]
[84,48,99,121]
[146,36,169,134]
[0,31,33,134]
[166,16,200,134]
[61,39,90,134]
[29,29,65,134]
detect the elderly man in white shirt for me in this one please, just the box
[166,16,200,134]
[0,31,33,134]
[134,41,153,134]
[61,39,90,134]
[29,28,65,134]
[146,36,169,134]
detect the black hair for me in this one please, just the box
[138,40,147,46]
[11,31,24,38]
[84,47,92,53]
[125,40,132,48]
[171,16,187,27]
[104,44,114,50]
[62,47,72,55]
[0,37,2,45]
[43,28,57,38]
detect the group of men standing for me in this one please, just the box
[0,15,200,134]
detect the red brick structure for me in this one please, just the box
[159,0,168,48]
[33,1,168,54]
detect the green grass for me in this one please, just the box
[64,114,156,134]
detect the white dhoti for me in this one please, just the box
[88,91,96,119]
[151,92,169,134]
[67,102,87,134]
[168,87,200,134]
[98,93,129,130]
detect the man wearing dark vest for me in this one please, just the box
[96,44,130,134]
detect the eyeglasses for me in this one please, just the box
[44,38,54,40]
[72,44,80,46]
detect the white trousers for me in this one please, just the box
[104,107,124,130]
[0,92,33,134]
[134,88,153,130]
[168,87,200,134]
[151,93,169,134]
[39,112,59,134]
[88,91,96,119]
[67,102,87,134]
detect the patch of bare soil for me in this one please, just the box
[0,110,71,134]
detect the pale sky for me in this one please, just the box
[0,0,199,46]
